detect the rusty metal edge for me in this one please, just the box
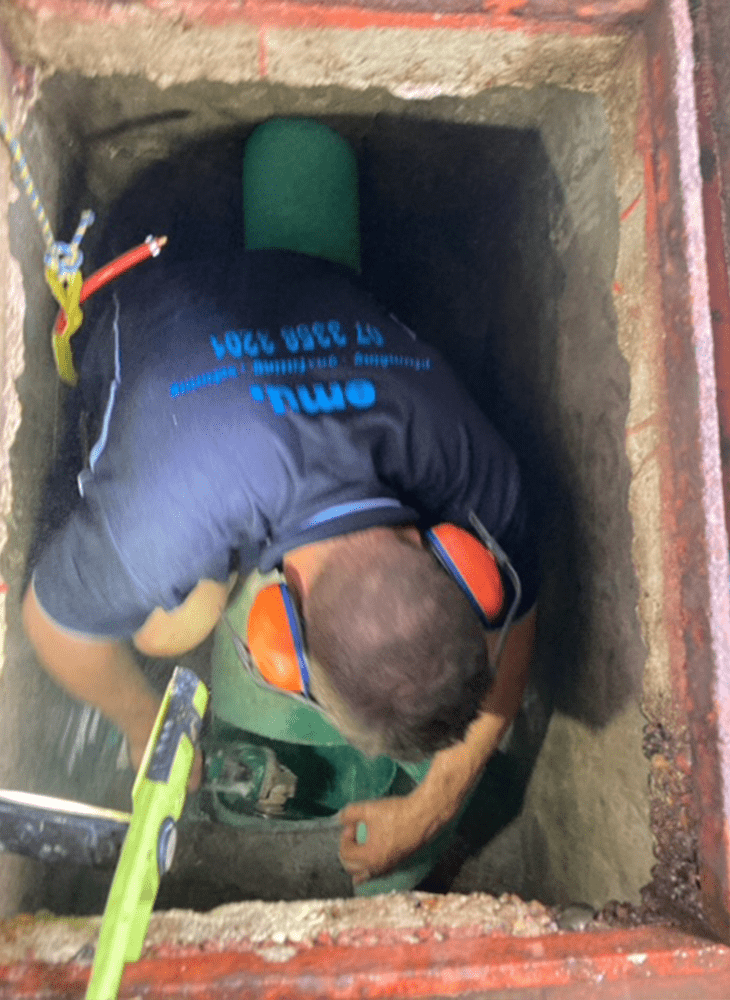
[0,0,727,994]
[640,0,730,943]
[3,0,651,35]
[0,925,730,999]
[692,0,730,538]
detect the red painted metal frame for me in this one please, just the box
[8,0,650,37]
[694,0,730,544]
[640,0,730,943]
[689,0,730,947]
[2,0,730,994]
[0,926,729,999]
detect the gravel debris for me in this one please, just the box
[0,892,558,964]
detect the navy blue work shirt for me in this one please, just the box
[32,250,537,639]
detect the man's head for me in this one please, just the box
[292,528,490,761]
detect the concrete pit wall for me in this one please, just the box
[0,6,672,926]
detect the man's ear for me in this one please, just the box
[307,657,388,759]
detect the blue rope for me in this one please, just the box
[0,115,94,277]
[44,210,95,277]
[0,115,55,251]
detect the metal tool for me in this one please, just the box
[0,789,130,867]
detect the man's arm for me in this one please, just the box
[22,582,163,772]
[338,605,536,884]
[132,573,237,658]
[23,574,233,774]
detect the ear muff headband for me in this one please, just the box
[247,524,504,696]
[427,523,504,628]
[248,583,311,695]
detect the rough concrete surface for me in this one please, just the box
[0,3,630,95]
[456,703,655,906]
[0,60,60,921]
[265,27,631,98]
[0,8,666,924]
[0,2,261,90]
[0,891,558,965]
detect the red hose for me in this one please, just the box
[53,236,167,338]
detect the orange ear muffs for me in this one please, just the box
[246,526,503,692]
[427,523,505,628]
[247,583,311,695]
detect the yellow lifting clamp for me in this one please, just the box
[45,265,84,386]
[44,209,95,387]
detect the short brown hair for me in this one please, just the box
[306,531,490,760]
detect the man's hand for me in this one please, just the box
[339,794,438,885]
[133,574,237,658]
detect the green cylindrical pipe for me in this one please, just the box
[243,117,361,273]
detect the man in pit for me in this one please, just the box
[22,118,538,889]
